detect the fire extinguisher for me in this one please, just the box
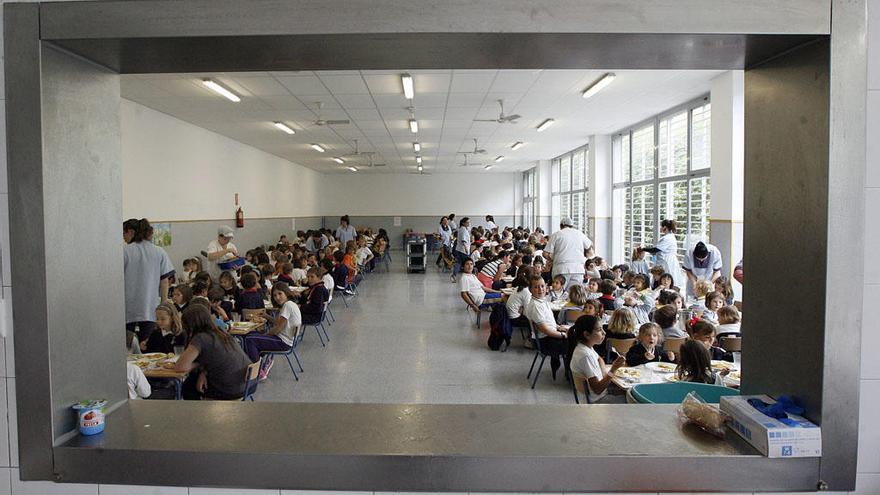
[235,206,244,228]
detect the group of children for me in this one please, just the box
[129,219,385,400]
[451,221,743,404]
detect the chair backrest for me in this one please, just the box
[242,361,261,400]
[242,308,266,321]
[720,336,742,352]
[563,308,585,323]
[608,337,637,356]
[527,319,543,352]
[571,371,592,404]
[664,337,687,359]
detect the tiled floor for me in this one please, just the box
[255,262,572,404]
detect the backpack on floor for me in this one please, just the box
[488,304,513,351]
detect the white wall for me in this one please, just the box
[121,100,324,221]
[319,173,518,217]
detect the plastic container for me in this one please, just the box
[631,382,739,404]
[218,257,245,271]
[72,399,108,435]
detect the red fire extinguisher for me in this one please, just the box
[236,206,244,228]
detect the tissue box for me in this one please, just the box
[720,395,821,458]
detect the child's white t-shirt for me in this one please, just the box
[277,300,302,346]
[127,362,151,399]
[570,343,606,403]
[459,273,486,306]
[355,247,372,265]
[290,268,307,285]
[322,273,334,301]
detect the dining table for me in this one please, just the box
[604,360,741,391]
[128,353,187,400]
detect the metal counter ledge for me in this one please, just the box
[53,401,820,492]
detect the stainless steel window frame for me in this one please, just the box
[2,0,863,492]
[522,168,537,230]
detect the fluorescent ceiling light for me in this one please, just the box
[201,79,240,102]
[409,119,419,133]
[484,164,494,170]
[413,142,421,152]
[332,157,345,164]
[494,156,504,163]
[416,156,422,164]
[511,141,524,151]
[310,144,325,152]
[536,119,555,132]
[347,166,358,172]
[581,73,616,99]
[402,74,414,100]
[273,122,295,135]
[417,165,424,171]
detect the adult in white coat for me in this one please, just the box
[639,219,684,290]
[542,217,594,290]
[682,241,723,297]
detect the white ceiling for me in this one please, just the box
[121,69,723,174]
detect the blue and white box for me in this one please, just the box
[719,395,821,458]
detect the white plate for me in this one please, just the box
[645,361,677,373]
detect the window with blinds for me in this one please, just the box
[551,145,590,235]
[522,168,537,229]
[612,96,712,263]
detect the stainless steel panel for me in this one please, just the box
[743,40,829,413]
[49,33,820,74]
[3,2,53,480]
[52,401,820,492]
[40,45,127,440]
[39,0,831,39]
[822,0,866,490]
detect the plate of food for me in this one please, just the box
[725,370,741,386]
[501,276,515,283]
[645,362,677,373]
[614,368,642,380]
[664,374,681,382]
[711,360,736,372]
[140,352,170,360]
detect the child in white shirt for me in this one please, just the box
[459,259,486,310]
[127,362,151,399]
[569,314,625,403]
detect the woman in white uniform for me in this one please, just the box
[639,219,684,290]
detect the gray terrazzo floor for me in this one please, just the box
[255,260,573,404]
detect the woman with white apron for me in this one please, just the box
[639,219,685,291]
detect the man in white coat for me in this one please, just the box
[682,241,723,297]
[542,217,594,290]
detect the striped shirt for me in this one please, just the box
[480,259,503,279]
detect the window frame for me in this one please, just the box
[522,167,537,229]
[551,144,590,235]
[612,95,712,262]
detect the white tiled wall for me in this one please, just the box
[0,0,878,494]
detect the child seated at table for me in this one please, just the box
[181,257,202,285]
[171,284,193,314]
[701,291,725,324]
[676,339,727,385]
[277,262,296,285]
[191,279,210,305]
[505,266,534,328]
[565,284,588,308]
[606,307,638,339]
[355,236,375,272]
[258,264,275,293]
[459,258,489,311]
[717,305,741,334]
[142,301,186,354]
[331,251,352,294]
[548,275,567,302]
[236,272,266,311]
[657,289,683,312]
[689,279,715,313]
[652,272,676,299]
[569,314,626,403]
[242,282,301,380]
[654,304,687,340]
[301,268,330,325]
[630,248,651,277]
[689,318,729,361]
[290,257,308,284]
[207,287,231,331]
[715,276,736,306]
[649,265,665,290]
[585,278,601,299]
[625,322,675,367]
[524,275,570,378]
[127,362,151,400]
[598,279,619,312]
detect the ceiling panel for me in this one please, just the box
[122,69,723,174]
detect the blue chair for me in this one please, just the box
[259,339,303,381]
[630,382,740,404]
[333,286,353,307]
[526,320,554,389]
[300,303,330,347]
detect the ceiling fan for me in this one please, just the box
[461,138,487,155]
[457,154,483,167]
[361,154,386,168]
[473,99,521,124]
[341,139,375,158]
[310,101,350,126]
